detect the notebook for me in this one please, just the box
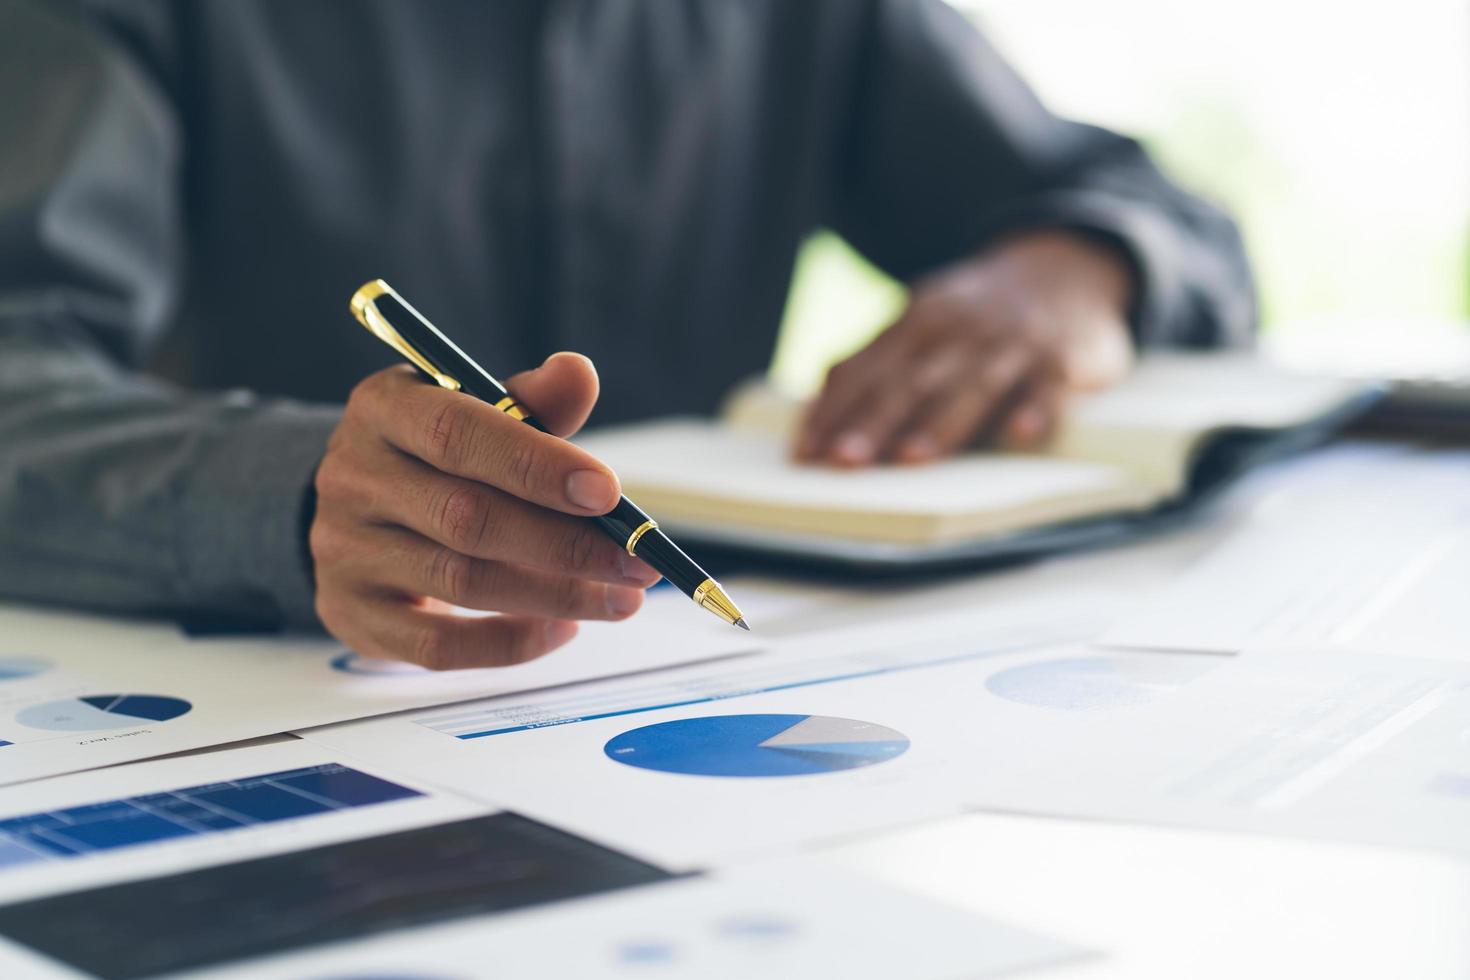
[576,354,1382,570]
[1266,316,1470,436]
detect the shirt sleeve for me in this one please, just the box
[825,0,1257,347]
[0,2,338,629]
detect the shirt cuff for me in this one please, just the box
[176,401,341,631]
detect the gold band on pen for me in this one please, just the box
[625,518,658,556]
[493,395,531,421]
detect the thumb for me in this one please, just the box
[504,351,601,437]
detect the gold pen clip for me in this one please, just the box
[349,279,462,392]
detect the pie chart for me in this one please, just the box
[16,695,193,733]
[604,714,909,777]
[984,654,1219,711]
[330,652,429,676]
[0,657,50,681]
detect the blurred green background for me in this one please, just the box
[770,0,1470,395]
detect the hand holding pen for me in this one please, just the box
[308,280,745,670]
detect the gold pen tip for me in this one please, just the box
[692,578,747,630]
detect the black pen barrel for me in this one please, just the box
[624,525,708,596]
[594,497,707,596]
[351,279,744,627]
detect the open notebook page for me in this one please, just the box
[720,354,1364,502]
[724,354,1368,500]
[1051,354,1371,493]
[576,421,1154,545]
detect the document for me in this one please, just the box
[964,650,1470,859]
[582,419,1147,544]
[0,588,760,786]
[297,596,1117,869]
[172,859,1087,980]
[0,809,671,978]
[1101,445,1470,658]
[303,604,1470,869]
[0,739,1084,980]
[576,355,1369,551]
[0,737,488,909]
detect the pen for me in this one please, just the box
[349,279,749,631]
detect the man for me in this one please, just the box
[0,1,1254,667]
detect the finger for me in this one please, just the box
[824,381,925,468]
[321,591,578,670]
[1001,377,1067,450]
[348,524,647,621]
[864,342,983,463]
[328,449,658,585]
[357,367,621,514]
[794,307,924,462]
[794,298,969,462]
[893,345,1034,462]
[794,357,868,462]
[796,345,915,463]
[907,343,983,399]
[502,351,601,437]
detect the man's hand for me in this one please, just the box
[795,231,1136,466]
[310,352,660,669]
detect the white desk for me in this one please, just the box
[825,812,1470,979]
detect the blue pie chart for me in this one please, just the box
[985,654,1219,711]
[0,657,50,681]
[17,694,193,733]
[330,652,429,676]
[604,714,909,777]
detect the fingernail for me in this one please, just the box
[605,585,643,617]
[566,469,616,511]
[900,435,937,462]
[832,431,874,464]
[620,553,662,586]
[545,620,578,647]
[550,350,595,373]
[1012,407,1043,443]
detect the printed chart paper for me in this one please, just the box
[0,589,760,786]
[964,650,1470,859]
[0,737,487,907]
[181,858,1087,980]
[0,741,1083,980]
[0,810,672,978]
[1102,446,1470,657]
[298,597,1118,868]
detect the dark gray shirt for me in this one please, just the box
[0,0,1255,629]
